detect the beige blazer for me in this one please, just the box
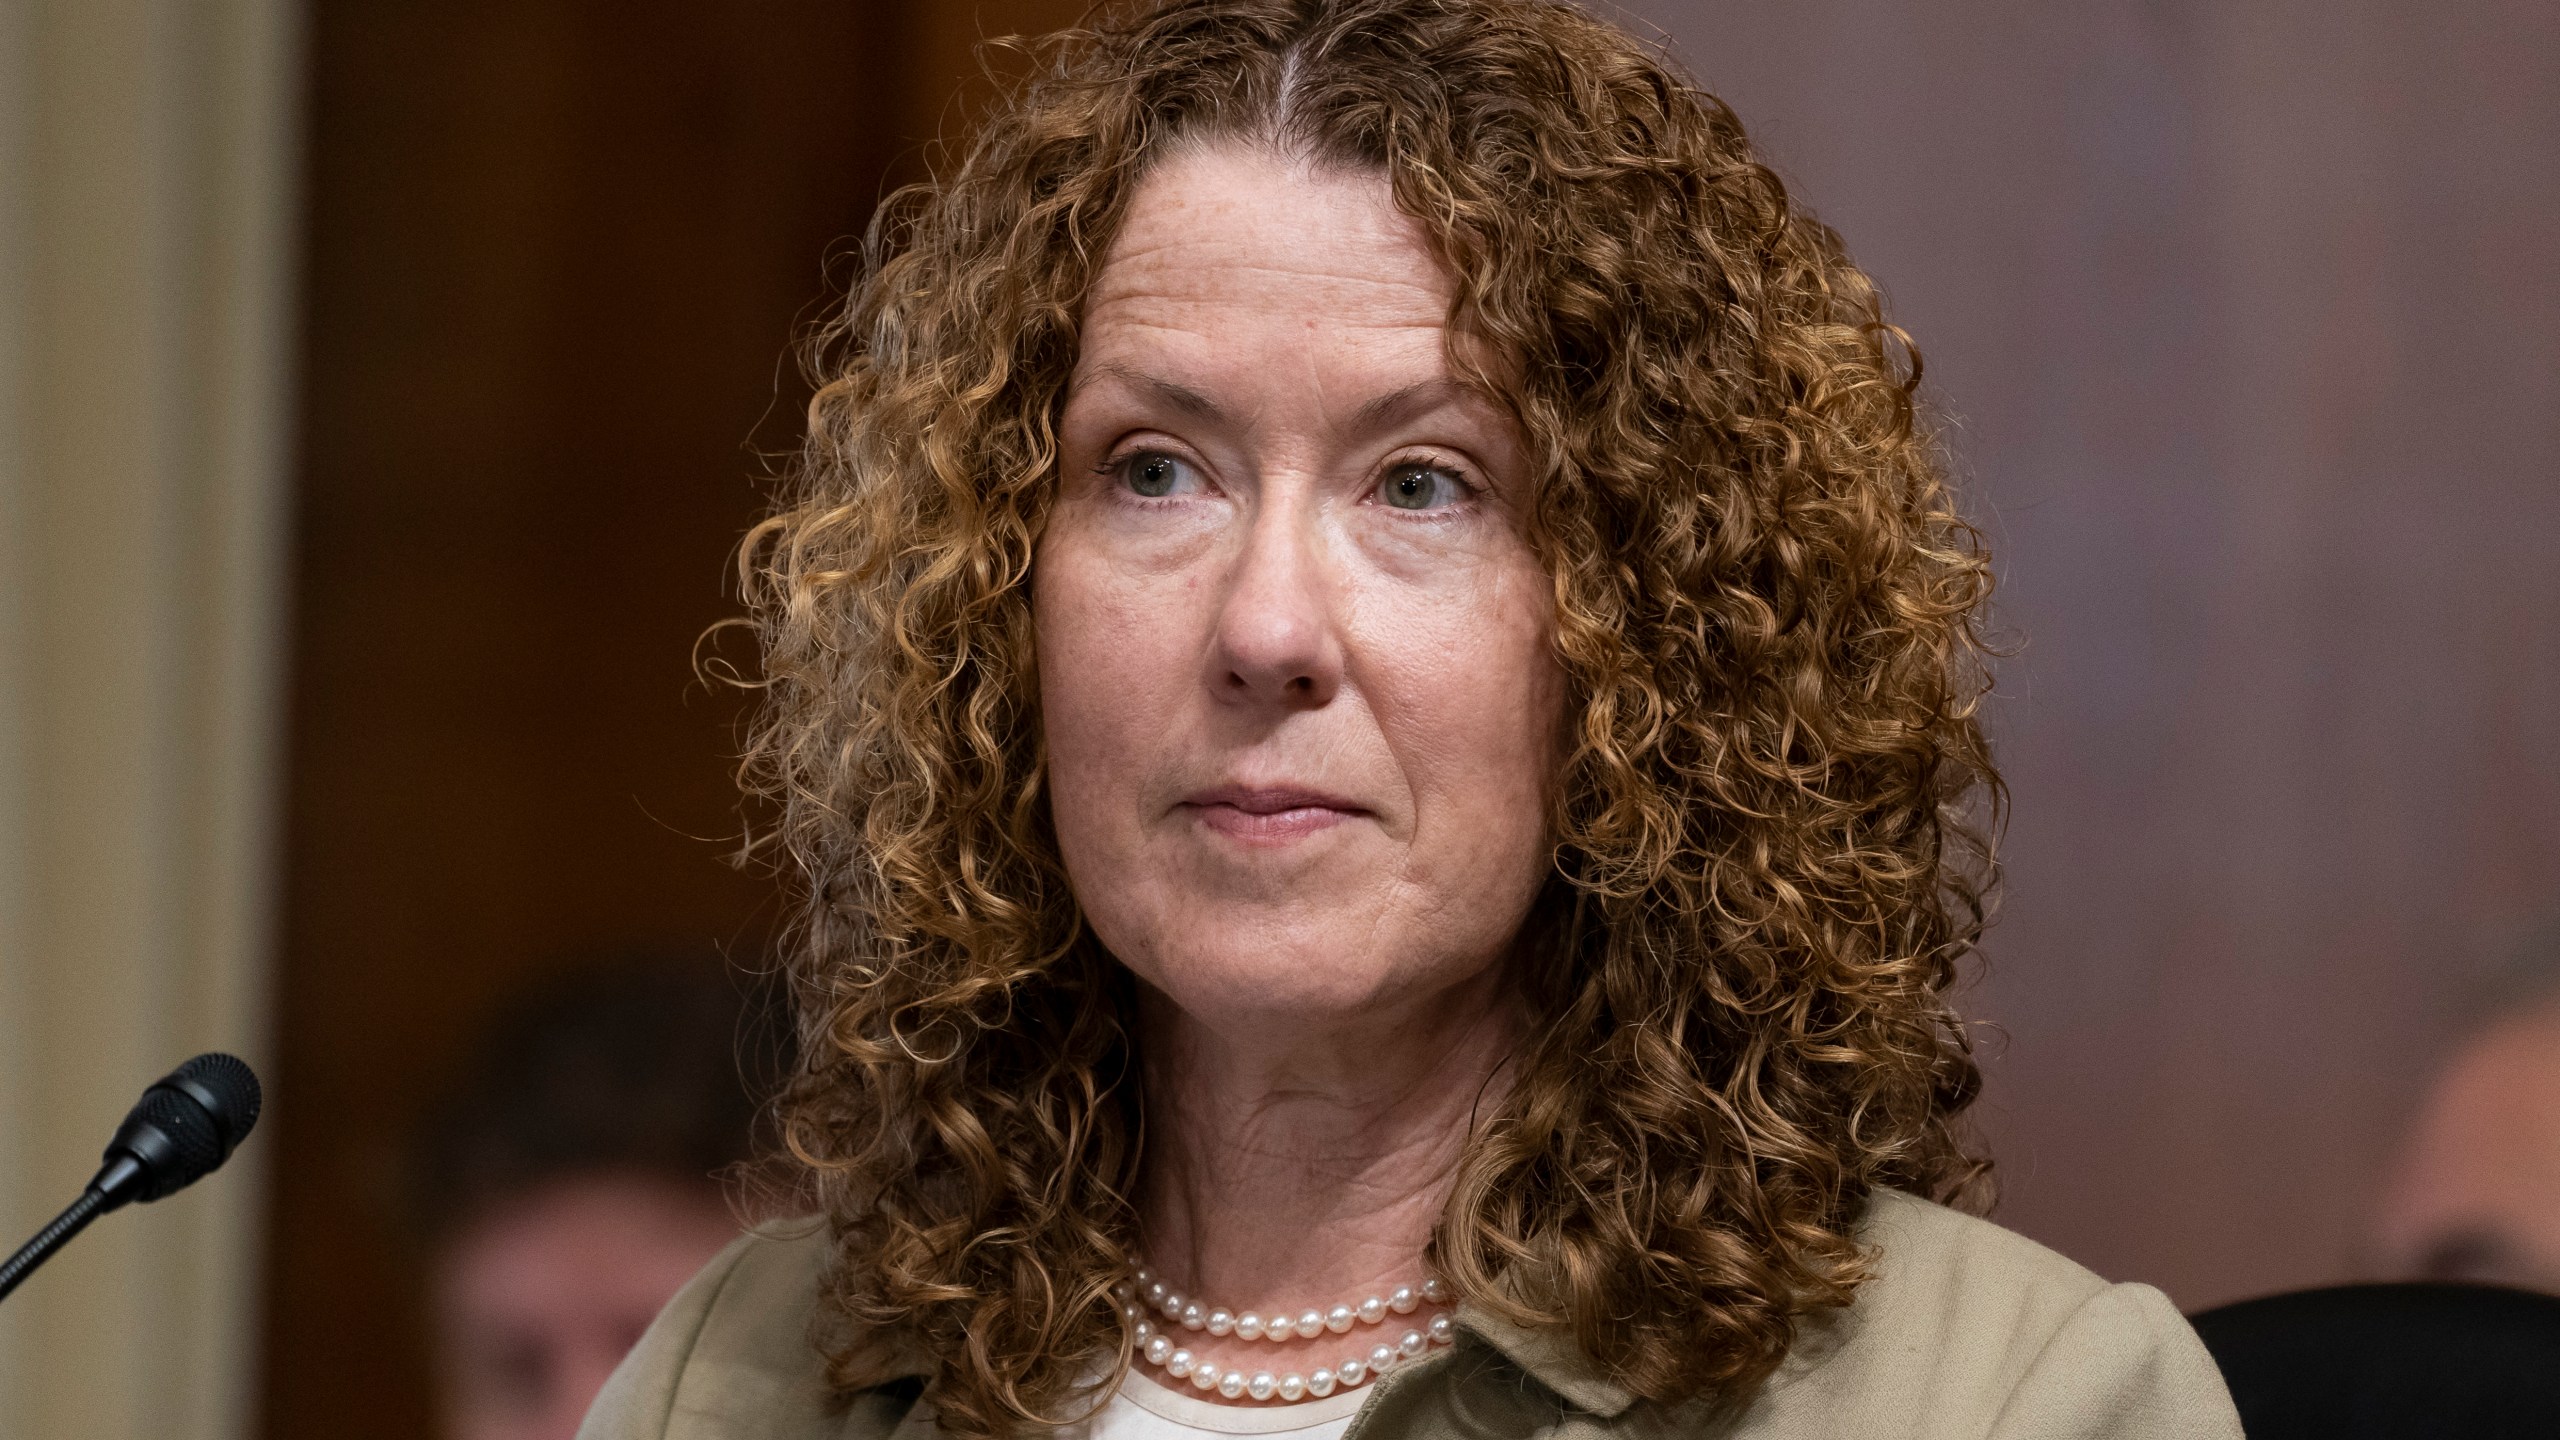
[578,1189,2243,1440]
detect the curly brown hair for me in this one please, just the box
[737,1,1999,1433]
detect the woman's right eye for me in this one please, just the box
[1116,450,1200,498]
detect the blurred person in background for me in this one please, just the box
[2374,919,2560,1293]
[411,956,787,1440]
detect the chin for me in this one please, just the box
[1119,909,1461,1030]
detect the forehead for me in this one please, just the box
[1080,144,1454,362]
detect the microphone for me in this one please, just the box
[0,1053,263,1304]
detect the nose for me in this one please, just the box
[1208,497,1343,710]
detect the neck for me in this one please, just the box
[1134,966,1518,1311]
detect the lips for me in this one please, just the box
[1178,784,1367,842]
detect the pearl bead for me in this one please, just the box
[1207,1309,1235,1336]
[1135,1320,1153,1342]
[1160,1291,1185,1319]
[1399,1329,1427,1358]
[1217,1370,1247,1400]
[1166,1349,1194,1378]
[1145,1336,1172,1365]
[1325,1304,1355,1333]
[1338,1358,1368,1387]
[1114,1280,1135,1301]
[1388,1286,1418,1315]
[1369,1343,1397,1373]
[1427,1313,1454,1346]
[1421,1277,1449,1304]
[1279,1374,1307,1401]
[1190,1363,1220,1392]
[1357,1296,1387,1325]
[1296,1309,1325,1340]
[1308,1367,1336,1397]
[1136,1268,1155,1286]
[1180,1302,1205,1331]
[1145,1281,1167,1307]
[1235,1313,1264,1341]
[1247,1372,1277,1401]
[1123,1302,1140,1322]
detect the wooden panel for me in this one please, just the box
[1626,0,2560,1307]
[264,3,1079,1435]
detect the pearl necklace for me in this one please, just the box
[1117,1266,1456,1404]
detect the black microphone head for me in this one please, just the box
[96,1052,263,1206]
[165,1051,262,1150]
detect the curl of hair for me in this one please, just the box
[737,2,1999,1434]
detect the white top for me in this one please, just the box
[1058,1369,1369,1440]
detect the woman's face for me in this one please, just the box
[1036,144,1564,1036]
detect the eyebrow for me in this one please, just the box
[1345,378,1477,436]
[1080,362,1230,424]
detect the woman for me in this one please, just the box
[584,2,2241,1437]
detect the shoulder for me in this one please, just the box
[1712,1190,2242,1439]
[576,1220,923,1440]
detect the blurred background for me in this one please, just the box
[0,2,2553,1438]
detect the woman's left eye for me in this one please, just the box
[1376,463,1467,511]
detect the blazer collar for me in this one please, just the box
[1451,1303,1638,1418]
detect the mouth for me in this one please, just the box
[1176,784,1368,843]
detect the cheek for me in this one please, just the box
[1033,541,1185,849]
[1358,554,1564,866]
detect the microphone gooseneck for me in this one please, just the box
[0,1191,109,1301]
[0,1052,263,1304]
